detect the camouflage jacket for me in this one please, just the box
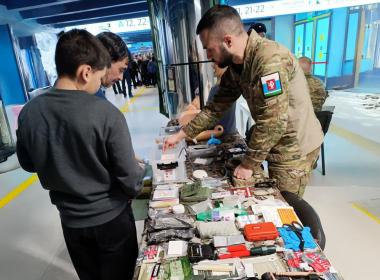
[304,73,327,112]
[183,32,323,170]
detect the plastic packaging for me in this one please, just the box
[152,139,187,184]
[147,214,194,231]
[148,229,196,244]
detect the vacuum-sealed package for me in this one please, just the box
[148,229,196,244]
[147,214,195,231]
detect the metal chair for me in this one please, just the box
[315,107,334,175]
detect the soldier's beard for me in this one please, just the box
[217,45,234,68]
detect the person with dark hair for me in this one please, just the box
[95,32,130,99]
[164,5,323,197]
[130,55,139,88]
[147,56,158,87]
[248,22,267,37]
[122,64,134,98]
[140,55,150,86]
[16,29,144,280]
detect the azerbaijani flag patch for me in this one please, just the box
[260,72,283,98]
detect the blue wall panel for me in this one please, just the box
[275,15,293,50]
[343,60,354,75]
[0,25,27,105]
[360,59,374,73]
[327,8,347,77]
[295,12,309,22]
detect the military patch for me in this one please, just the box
[260,72,283,98]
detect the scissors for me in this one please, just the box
[283,221,305,251]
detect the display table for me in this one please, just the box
[133,131,343,280]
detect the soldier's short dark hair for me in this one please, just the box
[97,32,129,62]
[196,5,244,36]
[55,29,111,79]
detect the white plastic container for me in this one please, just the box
[152,139,187,184]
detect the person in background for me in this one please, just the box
[248,22,267,38]
[206,63,237,135]
[130,55,139,88]
[16,29,144,280]
[180,63,237,136]
[140,55,150,86]
[122,63,134,98]
[164,5,323,197]
[95,32,129,100]
[137,55,143,85]
[112,80,123,96]
[299,56,328,112]
[147,56,158,87]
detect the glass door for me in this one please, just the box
[294,23,304,58]
[314,17,330,77]
[304,21,314,60]
[294,13,330,79]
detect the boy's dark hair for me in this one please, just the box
[196,5,243,35]
[96,32,129,62]
[55,29,111,78]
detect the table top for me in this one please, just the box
[133,132,343,280]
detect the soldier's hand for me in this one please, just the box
[163,130,187,152]
[233,164,253,180]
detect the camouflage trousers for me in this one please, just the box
[268,147,320,197]
[232,147,320,197]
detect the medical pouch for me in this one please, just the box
[244,222,279,241]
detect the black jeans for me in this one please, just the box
[62,205,138,280]
[112,81,123,95]
[122,76,133,97]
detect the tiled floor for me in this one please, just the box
[0,87,379,280]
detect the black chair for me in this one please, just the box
[315,109,334,175]
[281,191,326,250]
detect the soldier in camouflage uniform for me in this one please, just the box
[299,56,328,112]
[164,5,323,197]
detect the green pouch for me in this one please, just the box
[181,182,211,204]
[180,181,201,198]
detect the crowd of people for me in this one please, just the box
[112,54,158,98]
